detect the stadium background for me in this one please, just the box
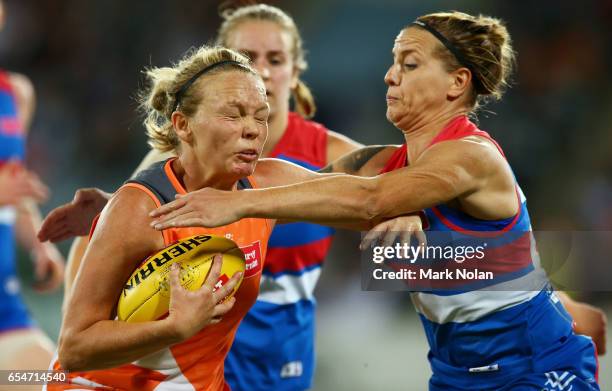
[3,0,611,389]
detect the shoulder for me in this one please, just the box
[8,72,35,131]
[417,136,507,177]
[92,186,164,258]
[8,72,34,106]
[252,158,319,188]
[101,186,160,225]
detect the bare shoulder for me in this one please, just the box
[92,186,165,259]
[417,136,508,178]
[8,72,35,130]
[252,158,320,188]
[326,130,364,161]
[8,72,34,99]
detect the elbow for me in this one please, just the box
[58,331,89,372]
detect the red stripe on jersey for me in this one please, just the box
[264,236,333,275]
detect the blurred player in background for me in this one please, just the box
[0,0,65,374]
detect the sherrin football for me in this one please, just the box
[117,234,245,323]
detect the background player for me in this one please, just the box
[0,0,64,377]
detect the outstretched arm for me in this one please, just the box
[150,139,507,229]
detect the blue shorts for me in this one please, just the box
[225,300,316,391]
[427,289,599,390]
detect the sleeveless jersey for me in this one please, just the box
[0,70,32,332]
[380,116,598,390]
[225,112,334,391]
[48,159,272,391]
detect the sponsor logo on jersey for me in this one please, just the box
[240,241,262,278]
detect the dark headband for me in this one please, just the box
[172,60,247,112]
[411,20,482,90]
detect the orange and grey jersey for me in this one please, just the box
[47,158,272,391]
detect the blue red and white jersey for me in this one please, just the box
[0,70,32,332]
[379,116,598,389]
[225,112,334,390]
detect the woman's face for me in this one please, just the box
[384,27,456,131]
[225,20,298,120]
[185,71,269,178]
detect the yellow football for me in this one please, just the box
[117,234,245,323]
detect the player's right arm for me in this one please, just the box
[58,187,239,371]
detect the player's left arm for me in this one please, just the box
[11,72,65,291]
[557,291,607,355]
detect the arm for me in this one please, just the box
[557,292,607,355]
[58,188,239,371]
[15,201,65,291]
[150,159,376,230]
[9,72,65,290]
[151,139,512,228]
[0,163,48,206]
[62,235,89,313]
